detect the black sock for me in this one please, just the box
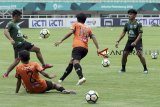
[143,65,147,70]
[60,64,73,81]
[74,63,83,79]
[122,65,126,70]
[57,87,65,92]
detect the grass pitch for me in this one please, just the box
[0,27,160,107]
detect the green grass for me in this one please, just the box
[0,27,160,107]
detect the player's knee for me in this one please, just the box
[55,84,65,92]
[122,52,128,57]
[54,83,61,88]
[123,51,128,55]
[136,51,143,58]
[35,47,40,53]
[137,53,143,58]
[73,60,80,65]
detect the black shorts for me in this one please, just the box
[124,39,143,52]
[45,80,53,92]
[13,41,34,58]
[72,47,88,60]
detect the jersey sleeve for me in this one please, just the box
[138,23,143,33]
[35,62,43,72]
[70,23,76,31]
[123,23,128,32]
[5,22,12,30]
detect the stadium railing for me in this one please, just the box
[0,15,76,19]
[1,14,160,19]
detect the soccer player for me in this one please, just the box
[55,13,99,85]
[15,50,76,94]
[3,10,53,78]
[115,9,148,73]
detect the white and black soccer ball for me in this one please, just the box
[85,90,99,104]
[102,58,110,67]
[151,52,158,59]
[40,29,50,39]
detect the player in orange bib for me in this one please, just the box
[55,13,99,85]
[15,50,75,94]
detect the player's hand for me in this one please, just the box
[23,35,28,39]
[97,49,99,56]
[50,74,56,79]
[54,41,62,47]
[131,42,136,46]
[115,41,119,48]
[10,40,15,45]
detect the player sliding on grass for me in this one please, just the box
[15,50,75,94]
[115,9,148,73]
[3,10,53,78]
[55,13,99,85]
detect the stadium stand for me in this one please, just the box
[0,0,160,18]
[1,0,160,3]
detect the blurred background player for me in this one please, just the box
[15,50,76,94]
[55,13,99,85]
[3,10,53,78]
[115,9,148,74]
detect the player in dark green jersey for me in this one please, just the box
[115,9,148,74]
[3,10,53,78]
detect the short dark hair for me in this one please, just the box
[19,50,30,62]
[76,13,87,23]
[128,9,137,15]
[12,10,22,17]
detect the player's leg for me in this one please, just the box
[73,59,83,79]
[120,41,133,72]
[136,50,148,73]
[58,59,73,83]
[120,51,130,72]
[135,40,148,73]
[54,83,76,94]
[3,47,20,78]
[29,45,53,69]
[72,47,88,85]
[45,81,76,94]
[3,58,20,77]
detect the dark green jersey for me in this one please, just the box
[123,20,143,41]
[6,20,25,47]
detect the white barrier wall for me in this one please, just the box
[29,18,101,28]
[29,18,65,28]
[101,17,160,27]
[29,17,160,28]
[120,17,160,26]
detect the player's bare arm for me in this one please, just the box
[90,34,99,55]
[115,31,126,48]
[55,30,74,46]
[16,78,21,93]
[4,28,15,45]
[23,35,28,39]
[40,70,56,79]
[131,33,142,46]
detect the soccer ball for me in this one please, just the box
[102,58,110,67]
[85,90,99,104]
[40,29,50,38]
[151,52,158,59]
